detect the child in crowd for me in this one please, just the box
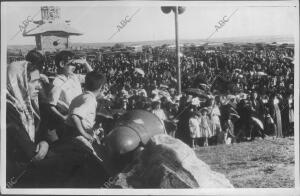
[65,71,107,143]
[223,114,235,144]
[199,107,212,147]
[48,51,93,139]
[209,98,222,145]
[189,111,201,149]
[152,99,167,134]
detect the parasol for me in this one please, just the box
[134,68,145,76]
[184,88,209,99]
[256,72,267,76]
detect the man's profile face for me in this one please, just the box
[63,59,76,75]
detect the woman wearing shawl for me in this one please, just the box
[6,60,108,188]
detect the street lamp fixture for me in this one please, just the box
[161,6,186,95]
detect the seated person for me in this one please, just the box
[65,71,107,143]
[24,50,56,142]
[6,56,108,188]
[48,51,93,139]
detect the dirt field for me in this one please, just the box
[195,136,295,188]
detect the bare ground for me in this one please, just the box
[195,136,295,188]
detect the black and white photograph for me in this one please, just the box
[1,1,299,195]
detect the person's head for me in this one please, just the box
[251,91,258,99]
[262,94,269,104]
[152,100,161,109]
[55,50,76,75]
[200,107,208,116]
[140,91,147,97]
[121,98,128,107]
[25,50,44,71]
[25,50,45,99]
[7,59,42,142]
[85,71,107,98]
[214,95,221,105]
[135,83,140,88]
[193,110,201,117]
[207,98,214,107]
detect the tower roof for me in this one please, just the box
[23,21,82,36]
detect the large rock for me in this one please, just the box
[111,134,234,188]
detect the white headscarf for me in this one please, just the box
[7,61,40,142]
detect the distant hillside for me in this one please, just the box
[8,35,294,52]
[70,35,294,48]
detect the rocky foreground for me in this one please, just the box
[111,134,234,188]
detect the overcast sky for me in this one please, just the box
[2,1,297,45]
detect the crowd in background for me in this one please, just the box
[8,43,295,147]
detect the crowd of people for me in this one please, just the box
[10,44,296,146]
[57,44,294,146]
[6,43,294,187]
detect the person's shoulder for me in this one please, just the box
[69,93,86,106]
[52,74,67,86]
[72,73,85,81]
[70,73,81,79]
[81,92,97,103]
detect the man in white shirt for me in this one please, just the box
[65,72,107,142]
[48,51,93,139]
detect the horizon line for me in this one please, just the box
[7,34,294,47]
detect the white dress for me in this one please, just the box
[189,117,201,138]
[199,116,212,138]
[210,105,222,136]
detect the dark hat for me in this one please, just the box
[200,107,209,113]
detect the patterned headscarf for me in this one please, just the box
[7,61,40,142]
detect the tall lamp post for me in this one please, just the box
[161,6,186,95]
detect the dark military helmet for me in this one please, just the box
[105,110,165,158]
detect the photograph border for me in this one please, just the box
[1,1,299,195]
